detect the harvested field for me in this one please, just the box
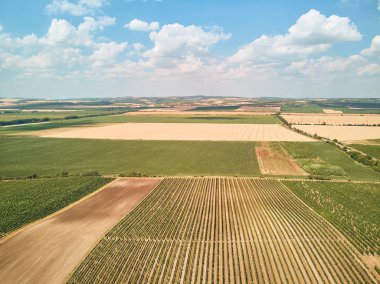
[69,178,376,283]
[256,142,308,175]
[295,125,380,142]
[282,113,380,125]
[323,109,343,114]
[35,123,314,142]
[0,178,160,284]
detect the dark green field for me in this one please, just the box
[284,180,380,254]
[0,177,111,237]
[280,142,380,180]
[0,137,260,177]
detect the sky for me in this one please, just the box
[0,0,379,98]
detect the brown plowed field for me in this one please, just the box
[256,142,308,175]
[0,178,161,284]
[35,123,314,142]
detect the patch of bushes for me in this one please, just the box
[298,158,348,176]
[81,171,100,177]
[307,175,331,180]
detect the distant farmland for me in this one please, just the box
[69,178,376,283]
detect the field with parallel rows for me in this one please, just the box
[69,178,376,283]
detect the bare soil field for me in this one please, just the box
[0,178,161,284]
[323,109,343,114]
[35,123,314,142]
[282,113,380,125]
[256,142,308,175]
[235,105,281,113]
[295,125,380,142]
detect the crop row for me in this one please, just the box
[68,177,376,283]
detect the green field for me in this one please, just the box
[280,142,380,180]
[284,180,380,255]
[0,137,260,177]
[351,144,380,159]
[281,104,324,113]
[0,109,125,123]
[0,176,111,237]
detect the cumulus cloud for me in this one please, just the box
[41,16,115,46]
[46,0,108,16]
[229,9,361,64]
[288,9,361,44]
[361,35,380,57]
[90,42,128,66]
[144,24,230,69]
[124,19,160,31]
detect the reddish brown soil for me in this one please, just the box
[0,178,161,284]
[256,142,308,176]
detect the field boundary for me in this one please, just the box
[0,178,117,244]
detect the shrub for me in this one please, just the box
[82,171,100,177]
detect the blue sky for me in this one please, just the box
[0,0,379,98]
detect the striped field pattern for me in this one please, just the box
[68,178,376,283]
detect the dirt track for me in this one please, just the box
[36,123,314,142]
[0,178,161,284]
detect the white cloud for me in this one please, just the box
[378,0,380,10]
[229,9,361,64]
[124,19,160,31]
[357,64,380,75]
[46,0,108,16]
[361,35,380,57]
[286,55,366,76]
[90,41,128,66]
[144,23,230,69]
[288,9,361,44]
[41,16,115,46]
[132,43,145,50]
